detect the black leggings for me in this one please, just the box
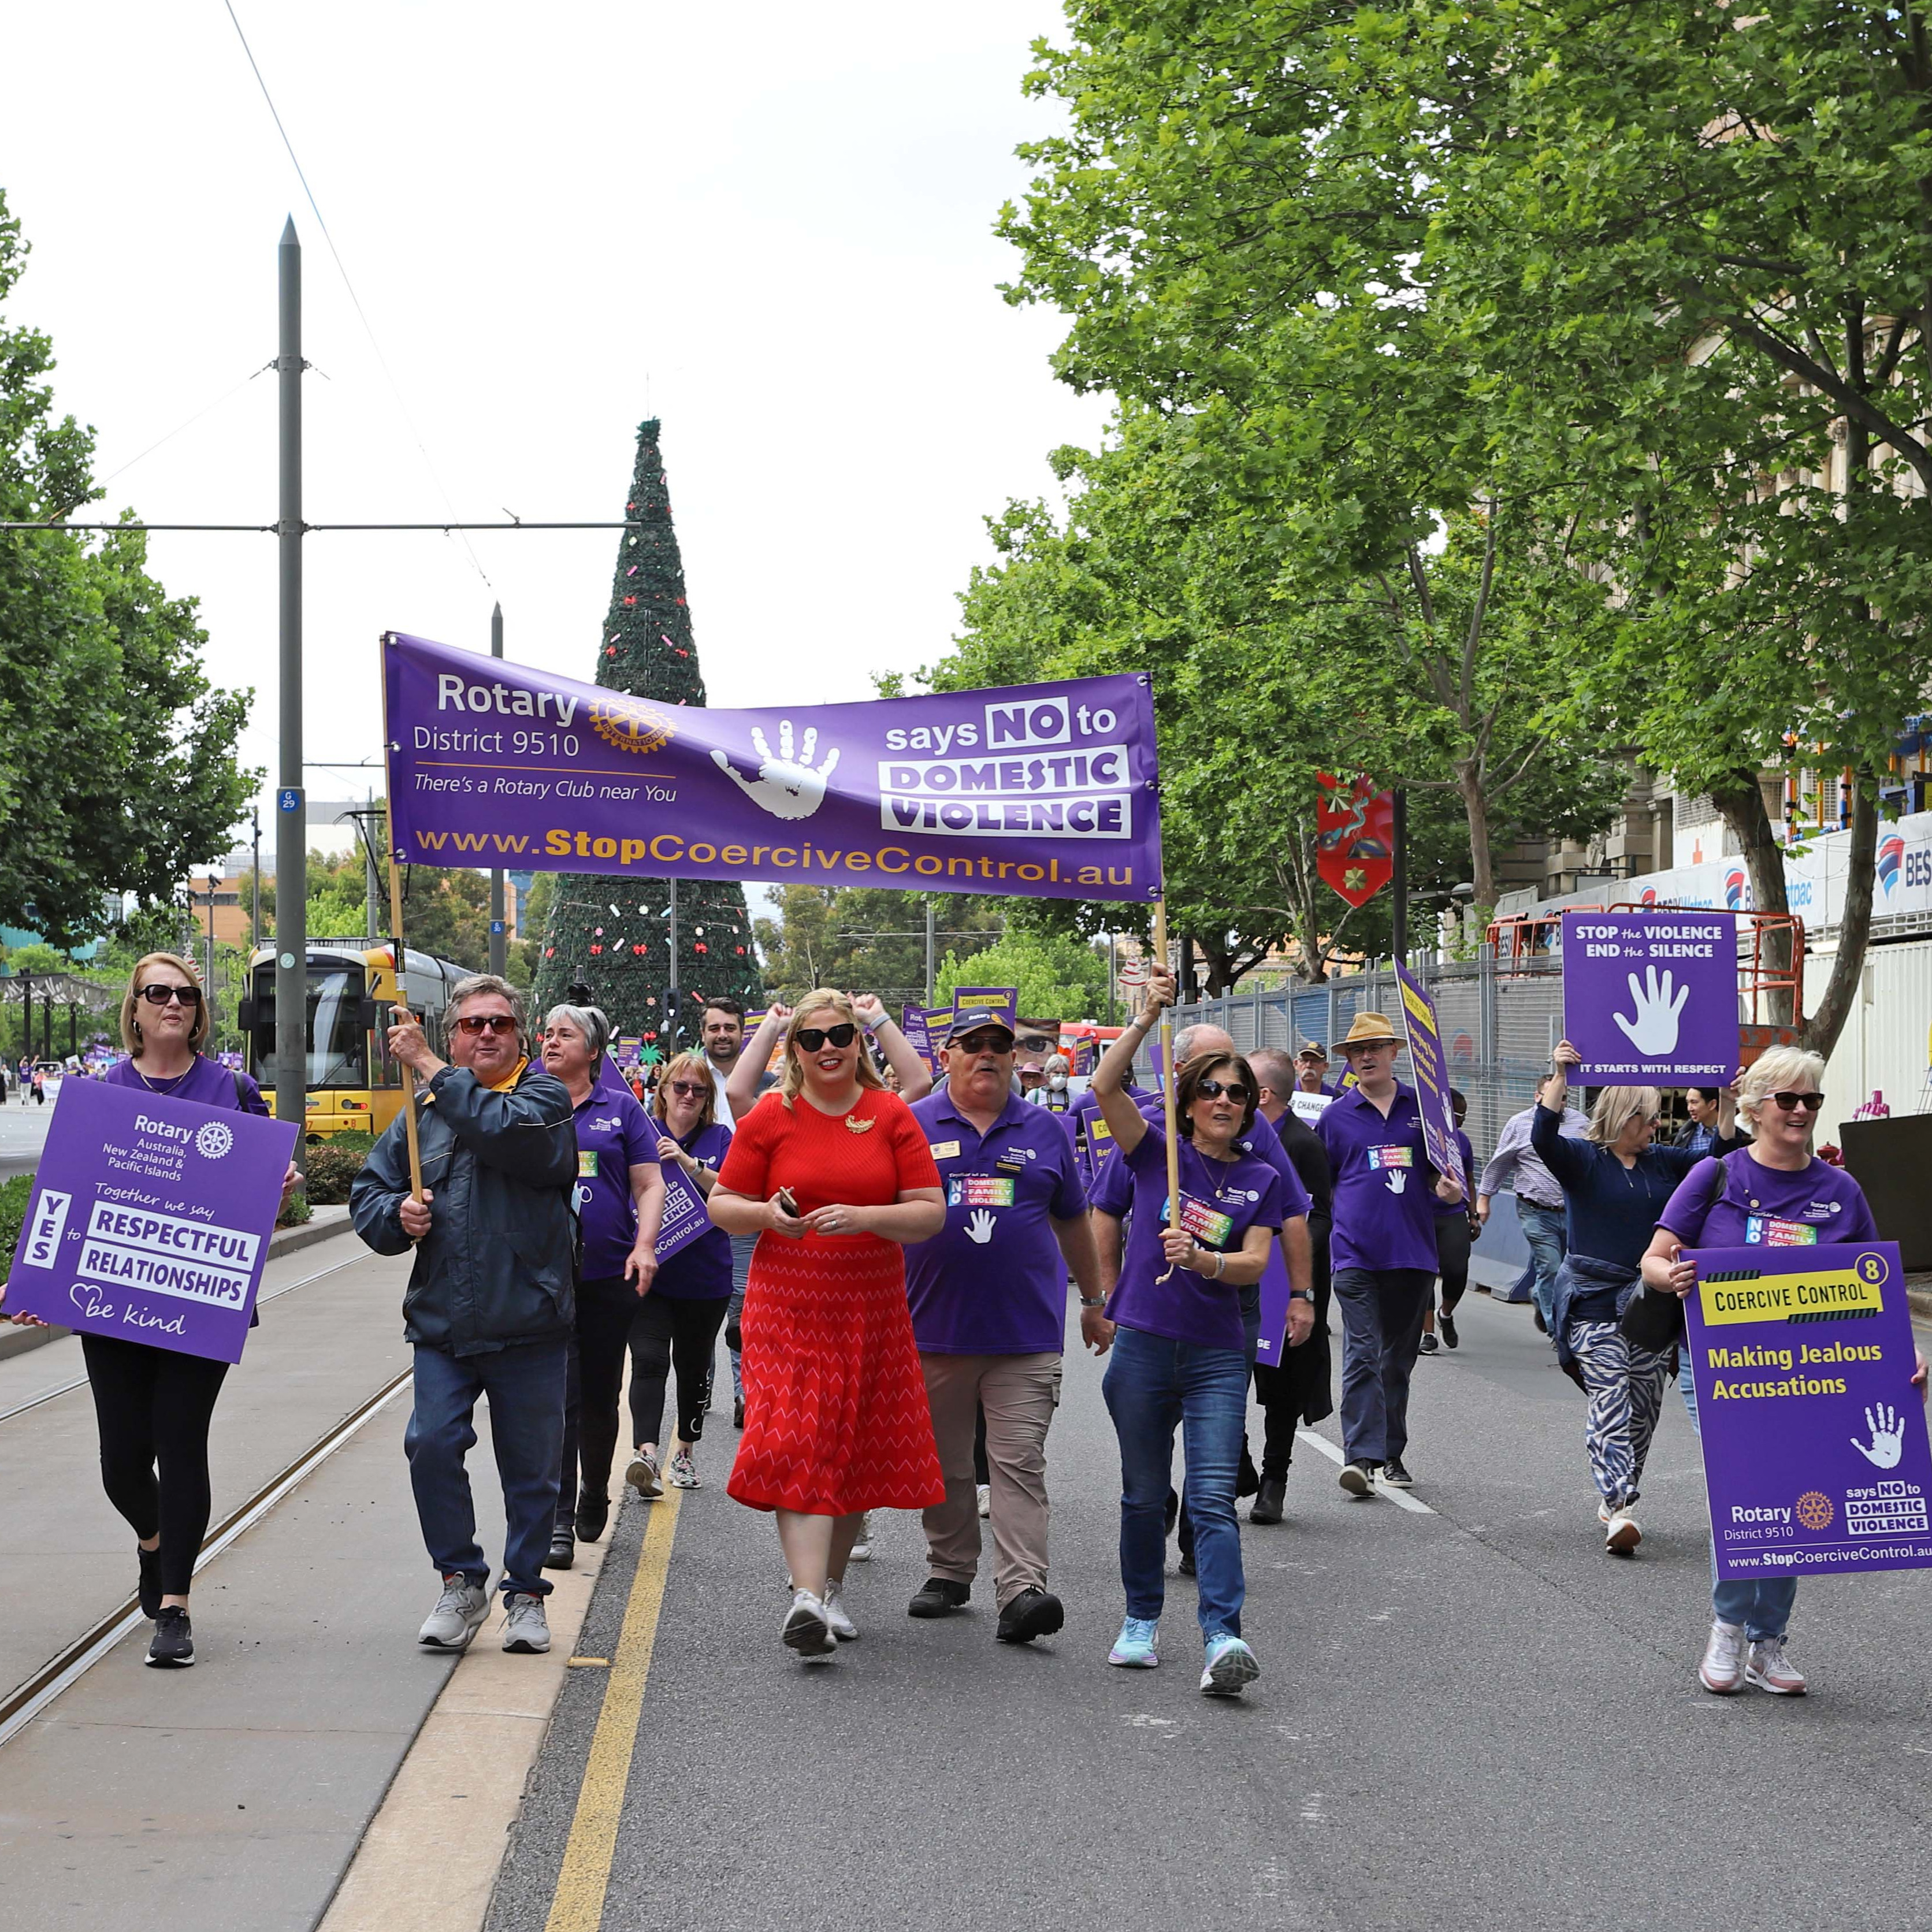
[628,1295,729,1449]
[560,1276,641,1524]
[81,1333,231,1596]
[1436,1214,1473,1313]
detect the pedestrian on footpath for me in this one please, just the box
[351,974,578,1658]
[626,1052,734,1496]
[708,991,945,1661]
[1317,1014,1465,1497]
[1420,1093,1478,1355]
[1090,967,1286,1696]
[1476,1075,1589,1337]
[1,954,296,1669]
[902,1009,1104,1643]
[538,1004,663,1570]
[1643,1046,1925,1697]
[1535,1041,1742,1558]
[1246,1049,1333,1524]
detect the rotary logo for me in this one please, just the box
[194,1120,235,1161]
[588,693,677,757]
[1794,1489,1834,1531]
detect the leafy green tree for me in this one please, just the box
[935,927,1108,1021]
[753,885,1002,1005]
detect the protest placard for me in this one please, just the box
[1685,1241,1932,1579]
[653,1162,718,1266]
[1562,910,1740,1083]
[7,1079,297,1364]
[1395,964,1466,1192]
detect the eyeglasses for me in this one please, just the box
[136,984,202,1008]
[667,1080,708,1099]
[1768,1091,1825,1113]
[1195,1078,1252,1104]
[795,1023,857,1051]
[453,1013,519,1036]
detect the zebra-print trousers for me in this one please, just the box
[1567,1320,1672,1509]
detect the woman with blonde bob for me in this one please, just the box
[708,990,946,1660]
[1645,1046,1923,1697]
[1532,1041,1741,1558]
[2,953,296,1669]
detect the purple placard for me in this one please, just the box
[1253,1243,1292,1366]
[900,1006,938,1075]
[1685,1242,1932,1579]
[1394,964,1465,1192]
[653,1161,716,1266]
[384,632,1161,903]
[6,1079,296,1364]
[1561,911,1740,1083]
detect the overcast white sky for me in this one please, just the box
[3,2,1108,907]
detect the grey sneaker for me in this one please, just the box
[502,1592,551,1654]
[419,1573,491,1649]
[626,1449,663,1499]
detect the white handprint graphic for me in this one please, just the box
[964,1208,997,1244]
[1613,965,1691,1059]
[1851,1403,1905,1469]
[711,721,841,821]
[1385,1169,1407,1196]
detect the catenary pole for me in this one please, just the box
[489,602,507,976]
[273,218,307,1162]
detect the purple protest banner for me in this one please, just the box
[382,632,1161,902]
[1561,911,1740,1084]
[6,1079,297,1364]
[653,1162,716,1266]
[1254,1244,1292,1366]
[1394,964,1466,1192]
[900,1006,939,1076]
[1685,1242,1932,1579]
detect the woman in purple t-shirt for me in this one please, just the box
[1090,965,1283,1696]
[1644,1046,1926,1700]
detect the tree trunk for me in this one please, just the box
[1708,770,1795,1027]
[1455,760,1498,905]
[1801,781,1881,1061]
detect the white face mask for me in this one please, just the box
[1049,1070,1067,1090]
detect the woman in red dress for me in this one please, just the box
[709,989,945,1660]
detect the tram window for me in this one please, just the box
[307,970,370,1090]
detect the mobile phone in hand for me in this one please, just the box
[775,1187,800,1218]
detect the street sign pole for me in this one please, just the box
[273,218,307,1161]
[488,601,506,978]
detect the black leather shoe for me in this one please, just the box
[146,1606,194,1667]
[574,1489,609,1543]
[1250,1478,1286,1525]
[907,1577,971,1618]
[545,1529,575,1570]
[733,1396,745,1430]
[1236,1446,1261,1498]
[1178,1549,1197,1577]
[995,1588,1065,1643]
[138,1544,163,1619]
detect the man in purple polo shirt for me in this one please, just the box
[1317,1012,1463,1495]
[905,1008,1106,1644]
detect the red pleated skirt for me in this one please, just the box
[727,1234,944,1516]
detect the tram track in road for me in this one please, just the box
[0,1360,415,1749]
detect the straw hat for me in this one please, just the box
[1337,1012,1405,1052]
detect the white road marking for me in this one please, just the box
[1294,1428,1437,1515]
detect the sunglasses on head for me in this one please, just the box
[453,1013,518,1036]
[796,1023,857,1052]
[1195,1078,1251,1104]
[1768,1090,1825,1112]
[136,984,202,1008]
[667,1080,708,1099]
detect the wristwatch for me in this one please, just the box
[1287,1289,1316,1303]
[1079,1295,1108,1309]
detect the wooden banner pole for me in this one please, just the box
[387,856,425,1204]
[1153,897,1180,1269]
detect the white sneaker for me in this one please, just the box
[823,1577,860,1641]
[1699,1619,1745,1695]
[976,1484,991,1519]
[418,1574,491,1649]
[782,1588,835,1659]
[1604,1510,1641,1555]
[1596,1499,1613,1525]
[1746,1636,1807,1696]
[501,1592,551,1654]
[849,1513,873,1562]
[666,1450,699,1489]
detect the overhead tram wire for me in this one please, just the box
[220,0,493,589]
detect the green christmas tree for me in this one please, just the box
[532,420,762,1055]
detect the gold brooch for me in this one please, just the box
[844,1113,875,1134]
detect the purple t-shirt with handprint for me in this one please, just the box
[904,1089,1087,1354]
[1318,1080,1443,1273]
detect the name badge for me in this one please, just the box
[1367,1146,1414,1171]
[1747,1216,1819,1246]
[928,1140,961,1160]
[950,1176,1015,1208]
[578,1151,600,1179]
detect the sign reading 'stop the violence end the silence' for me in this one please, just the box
[1561,909,1740,1083]
[1686,1242,1932,1581]
[383,631,1162,902]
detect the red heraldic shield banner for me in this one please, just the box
[1316,774,1395,908]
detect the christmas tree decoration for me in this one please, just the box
[533,419,764,1038]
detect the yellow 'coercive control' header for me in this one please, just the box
[1699,1254,1889,1329]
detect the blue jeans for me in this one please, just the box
[407,1339,569,1599]
[1333,1268,1433,1466]
[1679,1346,1797,1639]
[1517,1202,1567,1332]
[1101,1325,1249,1639]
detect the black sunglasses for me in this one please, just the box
[1768,1090,1825,1112]
[136,984,202,1007]
[796,1023,857,1052]
[954,1031,1012,1055]
[1195,1078,1251,1104]
[453,1013,519,1036]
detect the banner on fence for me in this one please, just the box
[384,632,1161,902]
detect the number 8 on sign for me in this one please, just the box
[1858,1251,1888,1285]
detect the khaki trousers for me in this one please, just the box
[919,1351,1061,1608]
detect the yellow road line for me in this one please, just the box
[544,1488,681,1932]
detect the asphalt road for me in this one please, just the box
[0,1098,51,1176]
[490,1288,1932,1932]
